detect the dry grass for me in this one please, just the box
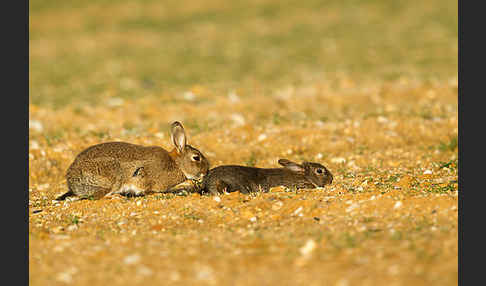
[29,0,457,285]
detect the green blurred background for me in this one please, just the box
[29,0,457,108]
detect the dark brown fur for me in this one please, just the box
[200,159,333,195]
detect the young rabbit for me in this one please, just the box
[188,159,333,195]
[56,121,210,200]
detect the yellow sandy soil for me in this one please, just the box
[29,79,457,286]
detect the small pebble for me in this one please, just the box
[293,206,303,215]
[393,201,403,209]
[137,265,153,276]
[377,116,389,124]
[230,114,246,126]
[272,201,283,211]
[346,203,359,213]
[37,183,50,191]
[228,91,240,103]
[51,226,64,234]
[124,254,141,265]
[331,157,346,164]
[29,120,44,132]
[30,140,40,150]
[106,97,124,107]
[182,91,196,101]
[257,134,267,142]
[195,265,215,281]
[299,239,317,256]
[56,267,78,284]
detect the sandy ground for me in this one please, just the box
[29,79,458,285]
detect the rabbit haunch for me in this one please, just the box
[56,121,209,200]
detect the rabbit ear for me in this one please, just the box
[171,121,187,154]
[278,159,304,172]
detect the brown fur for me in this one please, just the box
[57,122,209,200]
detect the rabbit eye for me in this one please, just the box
[192,155,201,161]
[316,168,323,174]
[133,167,144,177]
